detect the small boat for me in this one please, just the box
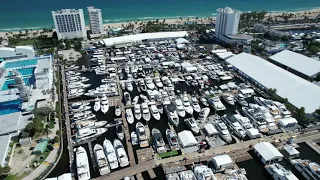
[141,102,151,121]
[190,97,201,113]
[115,106,121,116]
[150,104,161,120]
[152,128,166,153]
[93,97,100,112]
[235,93,248,106]
[132,96,139,105]
[166,129,179,151]
[125,108,134,124]
[103,139,119,170]
[126,81,133,91]
[200,97,209,107]
[76,121,107,129]
[120,82,126,89]
[133,104,142,120]
[140,94,149,102]
[136,122,149,148]
[131,131,138,146]
[124,92,131,106]
[145,77,155,90]
[76,146,91,180]
[113,139,130,167]
[154,78,163,88]
[198,107,210,123]
[100,94,109,114]
[157,104,163,114]
[139,80,147,92]
[93,144,110,175]
[184,118,200,134]
[116,125,124,141]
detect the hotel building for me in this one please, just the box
[87,6,104,34]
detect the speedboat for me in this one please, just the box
[103,139,119,170]
[181,93,193,115]
[76,146,91,180]
[190,97,201,113]
[198,107,210,123]
[126,81,133,92]
[141,102,151,121]
[154,77,163,88]
[100,94,109,114]
[152,128,166,153]
[193,165,216,180]
[184,118,200,134]
[93,144,110,175]
[174,98,186,118]
[208,96,226,111]
[116,125,124,141]
[136,122,149,147]
[139,79,147,92]
[166,129,179,151]
[290,159,320,180]
[115,106,121,116]
[133,104,142,120]
[215,120,232,143]
[265,163,298,180]
[125,108,134,124]
[114,139,130,167]
[131,131,138,146]
[235,93,248,106]
[200,97,209,107]
[150,104,161,120]
[222,115,246,139]
[157,104,164,114]
[94,97,101,112]
[145,77,155,90]
[132,96,139,105]
[179,170,196,180]
[164,103,180,127]
[124,92,131,106]
[221,93,235,106]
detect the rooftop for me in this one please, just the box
[212,154,233,167]
[225,34,253,41]
[254,142,283,161]
[178,130,198,146]
[283,145,300,155]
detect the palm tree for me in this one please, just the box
[44,124,52,137]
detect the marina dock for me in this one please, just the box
[68,96,121,107]
[88,141,97,171]
[147,169,157,179]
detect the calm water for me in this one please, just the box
[1,0,320,31]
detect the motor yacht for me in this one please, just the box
[221,93,235,106]
[184,118,200,134]
[166,129,179,151]
[116,125,124,141]
[76,121,107,129]
[132,96,139,105]
[126,81,133,92]
[103,139,118,170]
[145,77,155,90]
[179,170,197,180]
[157,104,164,114]
[120,82,126,90]
[93,97,101,112]
[235,93,248,106]
[154,77,163,88]
[161,76,172,86]
[265,163,298,180]
[190,97,201,113]
[76,146,91,180]
[164,103,180,127]
[114,139,129,167]
[76,128,108,141]
[84,84,118,97]
[150,104,161,120]
[208,97,226,111]
[66,64,79,70]
[242,107,269,133]
[222,115,246,139]
[133,104,141,120]
[72,113,96,122]
[72,110,92,119]
[174,98,186,118]
[215,120,232,143]
[198,107,210,123]
[181,93,193,115]
[141,102,151,121]
[166,173,180,180]
[77,127,95,138]
[140,94,149,103]
[200,97,209,107]
[193,165,216,180]
[273,101,291,118]
[115,106,121,116]
[138,79,147,91]
[125,108,134,124]
[69,102,90,112]
[100,94,109,114]
[124,92,131,106]
[136,122,149,148]
[93,144,110,175]
[131,131,138,146]
[290,159,320,180]
[230,113,253,129]
[152,128,166,153]
[254,97,281,119]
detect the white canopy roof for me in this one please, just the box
[178,130,198,147]
[283,145,300,156]
[204,124,218,135]
[254,142,283,161]
[212,154,233,167]
[279,118,298,126]
[246,128,260,137]
[176,38,190,44]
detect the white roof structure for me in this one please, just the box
[204,124,218,135]
[283,145,300,156]
[246,128,260,137]
[212,49,227,54]
[269,50,320,77]
[176,38,190,44]
[178,130,198,147]
[254,142,283,161]
[102,31,188,46]
[227,53,320,113]
[212,154,233,167]
[46,178,57,180]
[279,118,298,126]
[216,52,235,60]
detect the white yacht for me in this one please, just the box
[93,144,110,175]
[215,120,232,143]
[157,104,164,114]
[290,159,320,180]
[152,128,166,153]
[166,129,179,151]
[140,94,149,103]
[200,97,209,107]
[84,84,118,97]
[103,139,119,170]
[124,92,131,106]
[230,113,253,129]
[164,103,180,127]
[141,102,151,121]
[154,77,163,88]
[181,93,193,115]
[222,115,246,139]
[115,106,121,116]
[254,97,281,119]
[138,79,147,91]
[197,108,210,123]
[100,95,109,114]
[174,98,186,118]
[184,118,200,134]
[273,101,291,118]
[242,106,269,133]
[145,77,155,90]
[190,97,201,113]
[166,173,180,180]
[126,81,133,92]
[73,113,96,122]
[208,97,226,111]
[179,170,197,180]
[125,108,134,124]
[150,104,161,120]
[193,165,216,180]
[221,93,235,106]
[76,127,107,140]
[131,131,138,145]
[265,163,298,180]
[93,97,101,112]
[132,96,139,105]
[116,125,124,141]
[114,139,130,167]
[235,93,248,106]
[76,121,107,129]
[76,146,91,180]
[69,102,90,112]
[72,110,92,120]
[133,104,142,120]
[136,122,149,148]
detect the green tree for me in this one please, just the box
[308,46,320,54]
[281,35,289,42]
[44,125,52,137]
[0,166,11,175]
[54,136,60,143]
[36,106,52,116]
[56,130,61,136]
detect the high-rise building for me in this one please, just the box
[87,6,104,34]
[52,9,86,40]
[215,7,241,39]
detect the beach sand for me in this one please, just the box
[0,9,319,39]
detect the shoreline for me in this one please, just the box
[0,8,320,38]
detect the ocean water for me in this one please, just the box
[0,0,320,31]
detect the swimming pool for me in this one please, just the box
[0,99,22,115]
[4,59,38,68]
[278,43,286,48]
[7,67,35,76]
[1,77,34,91]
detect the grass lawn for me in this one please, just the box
[158,150,179,159]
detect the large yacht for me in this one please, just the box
[152,128,166,153]
[290,159,320,180]
[242,106,269,133]
[198,107,210,123]
[84,84,118,97]
[141,102,151,121]
[76,120,107,129]
[150,104,161,120]
[235,93,248,106]
[93,97,101,112]
[184,118,200,134]
[124,92,131,106]
[249,104,278,131]
[181,93,193,115]
[76,128,107,142]
[229,113,253,129]
[273,101,291,118]
[133,104,142,120]
[208,97,226,111]
[174,98,186,117]
[136,122,149,147]
[93,144,110,175]
[254,96,281,119]
[193,165,216,180]
[215,120,232,143]
[222,115,246,139]
[76,146,91,180]
[114,139,130,167]
[164,103,180,127]
[100,94,109,114]
[190,97,201,113]
[221,93,235,106]
[265,163,298,180]
[126,108,134,124]
[103,139,119,169]
[179,170,197,180]
[166,129,179,151]
[69,102,90,112]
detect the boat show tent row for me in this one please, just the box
[226,52,320,114]
[254,142,283,164]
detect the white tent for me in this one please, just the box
[254,142,283,164]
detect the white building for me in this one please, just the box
[0,46,35,59]
[52,9,86,40]
[87,7,104,34]
[254,142,283,164]
[211,154,234,172]
[178,130,198,153]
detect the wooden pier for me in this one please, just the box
[147,169,157,179]
[68,96,121,107]
[136,173,143,180]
